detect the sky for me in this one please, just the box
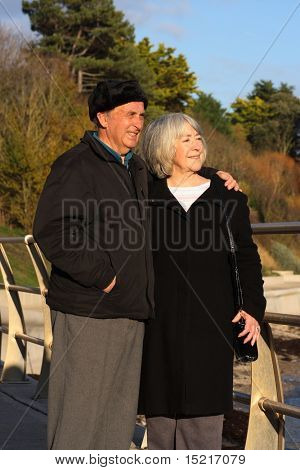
[0,0,299,110]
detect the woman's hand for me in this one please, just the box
[232,310,261,346]
[216,171,240,191]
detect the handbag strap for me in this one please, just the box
[224,215,244,311]
[213,181,244,311]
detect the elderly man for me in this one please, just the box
[33,79,238,450]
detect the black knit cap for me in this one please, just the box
[88,79,148,121]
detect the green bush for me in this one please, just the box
[271,241,300,274]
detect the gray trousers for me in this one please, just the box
[48,311,144,450]
[146,415,224,450]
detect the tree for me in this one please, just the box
[191,91,232,135]
[22,0,158,113]
[22,2,197,116]
[250,92,300,154]
[137,37,197,113]
[247,79,276,102]
[0,25,24,69]
[278,82,294,95]
[230,80,300,154]
[231,96,271,133]
[245,152,296,222]
[22,0,139,74]
[0,29,88,230]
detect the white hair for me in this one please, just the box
[140,113,207,178]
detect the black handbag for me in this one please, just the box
[224,212,258,363]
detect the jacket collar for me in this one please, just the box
[81,131,117,163]
[81,130,143,168]
[91,131,134,168]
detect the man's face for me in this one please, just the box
[98,102,145,155]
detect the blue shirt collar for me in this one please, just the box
[92,132,133,169]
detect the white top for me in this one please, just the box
[168,181,211,212]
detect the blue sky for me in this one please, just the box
[1,0,299,109]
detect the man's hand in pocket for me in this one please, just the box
[102,276,117,293]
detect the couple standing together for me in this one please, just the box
[33,80,266,450]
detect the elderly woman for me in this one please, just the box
[138,113,266,450]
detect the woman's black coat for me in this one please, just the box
[138,174,266,417]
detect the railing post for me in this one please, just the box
[0,244,27,383]
[141,428,147,450]
[245,322,285,449]
[25,235,52,398]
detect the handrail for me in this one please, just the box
[252,221,300,234]
[0,284,47,295]
[246,220,300,449]
[234,392,300,419]
[0,237,27,243]
[0,235,51,397]
[7,285,41,295]
[1,223,300,449]
[15,332,44,347]
[259,398,300,419]
[265,312,300,326]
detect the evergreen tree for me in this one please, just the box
[231,96,271,134]
[22,0,139,76]
[250,91,300,154]
[23,2,197,116]
[191,91,232,135]
[247,79,276,102]
[137,37,197,113]
[278,82,294,95]
[231,80,300,154]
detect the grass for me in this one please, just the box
[0,225,39,287]
[271,241,300,274]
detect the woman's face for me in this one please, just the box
[173,122,204,173]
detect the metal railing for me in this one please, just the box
[0,235,52,398]
[232,221,300,450]
[0,221,300,448]
[252,221,300,234]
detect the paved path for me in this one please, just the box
[0,365,146,450]
[0,371,47,450]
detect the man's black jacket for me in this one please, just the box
[33,131,216,319]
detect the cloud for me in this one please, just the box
[156,22,185,39]
[208,0,241,4]
[115,0,189,14]
[114,0,190,26]
[114,0,154,25]
[1,0,189,40]
[212,56,253,75]
[0,0,32,36]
